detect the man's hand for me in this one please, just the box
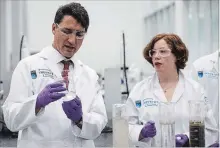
[62,96,83,123]
[36,82,66,112]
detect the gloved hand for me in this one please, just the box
[209,142,219,147]
[62,96,82,122]
[140,120,156,138]
[175,134,189,147]
[36,82,66,108]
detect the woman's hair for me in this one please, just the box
[143,33,188,69]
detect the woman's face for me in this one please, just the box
[151,39,177,73]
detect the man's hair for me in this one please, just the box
[54,2,89,32]
[143,33,189,69]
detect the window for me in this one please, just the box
[144,3,175,42]
[186,0,218,59]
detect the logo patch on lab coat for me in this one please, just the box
[38,69,55,79]
[197,71,203,78]
[31,70,37,79]
[143,98,159,107]
[204,72,219,79]
[135,100,142,108]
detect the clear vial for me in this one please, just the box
[63,73,78,102]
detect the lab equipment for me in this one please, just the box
[62,70,78,102]
[159,102,175,147]
[104,68,121,130]
[189,100,205,147]
[112,104,129,147]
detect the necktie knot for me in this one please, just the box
[61,60,72,70]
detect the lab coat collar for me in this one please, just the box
[152,70,185,103]
[38,45,78,64]
[38,45,82,78]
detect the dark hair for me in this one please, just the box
[143,33,188,69]
[54,2,89,32]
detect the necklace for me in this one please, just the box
[163,85,175,93]
[160,76,179,93]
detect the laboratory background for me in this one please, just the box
[0,0,219,147]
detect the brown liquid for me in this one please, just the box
[189,121,205,147]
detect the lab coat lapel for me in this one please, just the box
[44,59,62,78]
[152,71,185,103]
[152,73,167,102]
[171,71,185,102]
[71,60,92,113]
[38,47,63,78]
[71,60,84,96]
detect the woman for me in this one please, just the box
[125,33,218,147]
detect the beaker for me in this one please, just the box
[112,104,129,147]
[189,100,205,147]
[60,71,78,102]
[159,102,175,147]
[53,76,68,95]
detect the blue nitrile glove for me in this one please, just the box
[62,96,83,122]
[140,120,156,138]
[36,82,66,108]
[209,142,219,147]
[175,134,189,147]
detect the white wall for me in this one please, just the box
[27,1,68,52]
[74,1,150,73]
[27,1,153,74]
[141,0,218,64]
[26,0,218,75]
[0,0,28,98]
[141,0,175,17]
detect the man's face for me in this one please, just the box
[52,15,86,58]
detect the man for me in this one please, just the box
[191,50,219,146]
[2,2,107,148]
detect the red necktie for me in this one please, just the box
[61,60,71,90]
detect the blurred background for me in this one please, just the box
[0,0,219,147]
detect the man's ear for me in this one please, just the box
[52,23,56,35]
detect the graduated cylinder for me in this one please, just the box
[112,104,130,147]
[189,100,205,147]
[159,102,176,147]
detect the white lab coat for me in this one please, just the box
[2,46,108,148]
[125,70,218,147]
[192,51,219,128]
